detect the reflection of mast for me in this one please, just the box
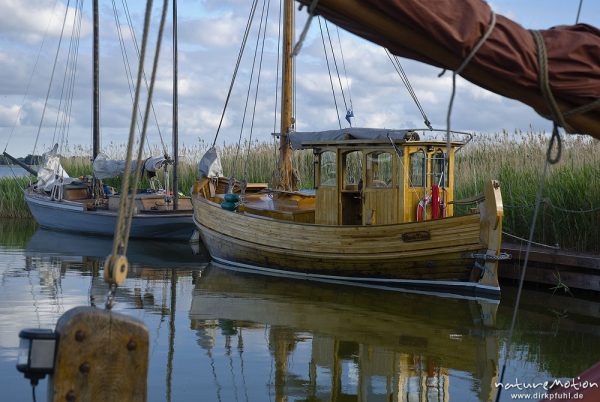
[166,268,177,402]
[269,326,296,402]
[237,329,250,402]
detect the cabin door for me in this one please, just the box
[315,150,339,224]
[362,151,396,225]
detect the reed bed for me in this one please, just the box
[1,131,598,252]
[455,131,600,253]
[0,177,31,218]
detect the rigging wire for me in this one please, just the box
[32,0,73,158]
[3,0,60,153]
[384,49,432,129]
[211,0,260,148]
[120,0,169,157]
[121,0,169,253]
[324,20,349,119]
[52,0,81,149]
[109,0,162,260]
[335,26,353,113]
[244,0,272,181]
[58,0,84,154]
[317,17,342,129]
[575,0,584,23]
[233,0,268,178]
[111,0,152,156]
[272,0,283,162]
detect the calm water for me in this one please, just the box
[0,165,30,177]
[1,221,599,401]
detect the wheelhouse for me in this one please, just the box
[291,128,468,226]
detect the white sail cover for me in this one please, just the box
[36,145,72,191]
[198,147,223,178]
[93,153,168,179]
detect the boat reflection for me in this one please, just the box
[22,228,208,311]
[190,265,500,402]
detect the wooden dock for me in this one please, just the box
[500,242,600,293]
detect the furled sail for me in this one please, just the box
[92,153,168,179]
[297,0,600,140]
[36,145,73,191]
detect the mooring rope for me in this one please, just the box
[495,25,568,402]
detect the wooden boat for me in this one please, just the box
[10,1,194,240]
[191,1,504,298]
[192,1,503,297]
[190,266,500,402]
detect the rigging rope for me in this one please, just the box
[324,20,349,122]
[318,17,342,129]
[272,0,283,164]
[32,0,72,158]
[58,0,83,155]
[105,0,167,310]
[335,26,353,114]
[575,0,584,24]
[233,0,268,179]
[496,22,571,402]
[121,0,169,253]
[385,49,432,129]
[52,0,81,149]
[120,0,169,157]
[111,0,153,156]
[211,0,260,148]
[3,0,60,153]
[244,0,272,181]
[292,0,319,56]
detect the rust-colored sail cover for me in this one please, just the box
[299,0,600,140]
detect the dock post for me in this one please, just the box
[48,306,149,402]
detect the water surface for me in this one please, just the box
[0,165,30,178]
[1,220,599,401]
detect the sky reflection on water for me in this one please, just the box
[1,221,599,401]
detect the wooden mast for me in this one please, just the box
[92,0,100,160]
[172,0,179,210]
[278,0,294,191]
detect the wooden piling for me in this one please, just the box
[48,306,149,402]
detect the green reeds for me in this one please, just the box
[0,177,31,218]
[1,132,598,252]
[455,131,600,253]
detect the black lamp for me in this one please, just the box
[16,328,57,385]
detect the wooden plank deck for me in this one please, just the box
[500,242,600,292]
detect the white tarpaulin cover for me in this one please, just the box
[36,145,72,191]
[93,153,167,179]
[198,147,223,178]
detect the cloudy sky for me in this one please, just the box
[0,0,598,157]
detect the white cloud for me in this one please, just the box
[0,0,558,157]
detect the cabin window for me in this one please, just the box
[343,151,363,190]
[319,151,337,187]
[410,151,426,187]
[431,150,449,187]
[366,151,392,188]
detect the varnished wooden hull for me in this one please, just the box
[192,181,503,298]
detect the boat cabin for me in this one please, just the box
[293,128,465,225]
